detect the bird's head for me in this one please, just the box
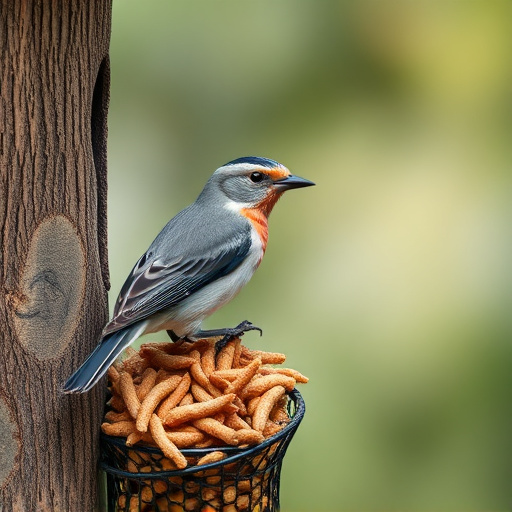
[203,156,315,217]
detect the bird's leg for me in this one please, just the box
[194,320,263,354]
[166,330,181,342]
[195,320,262,340]
[168,321,262,353]
[166,330,197,344]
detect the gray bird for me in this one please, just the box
[64,156,314,393]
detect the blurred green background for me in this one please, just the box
[107,2,512,510]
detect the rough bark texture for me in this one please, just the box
[0,1,112,510]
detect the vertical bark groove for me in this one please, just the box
[92,55,111,292]
[0,1,112,510]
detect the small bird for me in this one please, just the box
[64,156,314,393]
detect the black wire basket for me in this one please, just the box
[100,388,305,512]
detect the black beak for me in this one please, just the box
[274,174,315,190]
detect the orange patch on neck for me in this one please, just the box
[257,189,284,217]
[241,207,269,251]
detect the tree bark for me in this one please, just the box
[0,1,111,510]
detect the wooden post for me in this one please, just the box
[0,1,112,510]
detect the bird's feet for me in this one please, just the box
[167,320,262,352]
[214,320,262,354]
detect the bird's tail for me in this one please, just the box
[63,322,147,393]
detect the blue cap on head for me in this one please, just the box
[223,156,281,169]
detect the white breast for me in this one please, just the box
[146,229,264,338]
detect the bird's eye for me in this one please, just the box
[250,172,264,183]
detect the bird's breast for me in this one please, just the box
[151,232,264,338]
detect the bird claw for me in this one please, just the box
[215,320,262,355]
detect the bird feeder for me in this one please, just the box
[101,389,305,511]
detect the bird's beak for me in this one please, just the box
[273,174,315,190]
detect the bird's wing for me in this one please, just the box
[102,230,252,336]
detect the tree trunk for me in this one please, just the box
[0,1,112,510]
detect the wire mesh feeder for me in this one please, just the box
[100,388,305,512]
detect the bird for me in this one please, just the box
[63,156,314,393]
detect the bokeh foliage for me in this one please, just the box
[108,2,512,510]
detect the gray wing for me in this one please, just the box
[103,214,252,336]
